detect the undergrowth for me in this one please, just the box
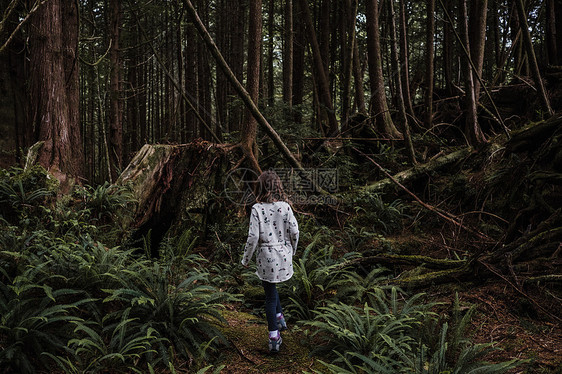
[0,167,234,373]
[0,165,527,373]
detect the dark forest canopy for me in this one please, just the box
[0,0,560,182]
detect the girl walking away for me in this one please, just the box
[241,171,299,353]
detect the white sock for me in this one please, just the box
[269,330,279,339]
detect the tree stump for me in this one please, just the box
[116,140,230,256]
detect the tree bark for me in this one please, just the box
[267,0,275,107]
[352,32,367,115]
[340,0,357,129]
[546,0,558,65]
[365,0,401,138]
[195,0,214,139]
[28,0,84,189]
[292,0,306,123]
[442,0,454,96]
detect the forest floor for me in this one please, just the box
[212,228,562,373]
[461,283,562,373]
[215,283,562,373]
[217,309,321,373]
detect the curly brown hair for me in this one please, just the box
[255,170,287,203]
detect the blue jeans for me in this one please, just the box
[262,281,283,331]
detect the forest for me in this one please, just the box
[0,0,561,373]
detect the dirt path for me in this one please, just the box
[217,309,321,373]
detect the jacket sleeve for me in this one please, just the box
[287,205,299,254]
[241,206,260,266]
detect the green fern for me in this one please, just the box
[103,261,232,365]
[0,272,93,373]
[283,243,361,320]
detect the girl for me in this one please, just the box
[241,170,299,353]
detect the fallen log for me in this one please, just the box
[360,147,473,194]
[506,114,562,154]
[524,274,562,284]
[390,267,471,288]
[349,253,466,270]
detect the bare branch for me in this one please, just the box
[0,0,48,54]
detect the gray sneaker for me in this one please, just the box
[277,314,288,331]
[269,335,282,353]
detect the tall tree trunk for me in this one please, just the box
[442,0,454,97]
[196,0,214,139]
[546,0,558,65]
[28,0,84,188]
[341,0,357,128]
[459,0,485,145]
[424,0,435,128]
[468,0,488,101]
[109,0,122,182]
[232,1,246,133]
[138,23,147,146]
[242,0,262,172]
[127,50,139,157]
[352,30,367,115]
[510,3,525,76]
[185,22,197,140]
[365,0,401,138]
[389,0,416,164]
[319,0,331,82]
[555,0,562,66]
[297,0,339,136]
[515,0,553,116]
[399,0,415,119]
[283,0,294,110]
[267,0,275,107]
[292,0,306,123]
